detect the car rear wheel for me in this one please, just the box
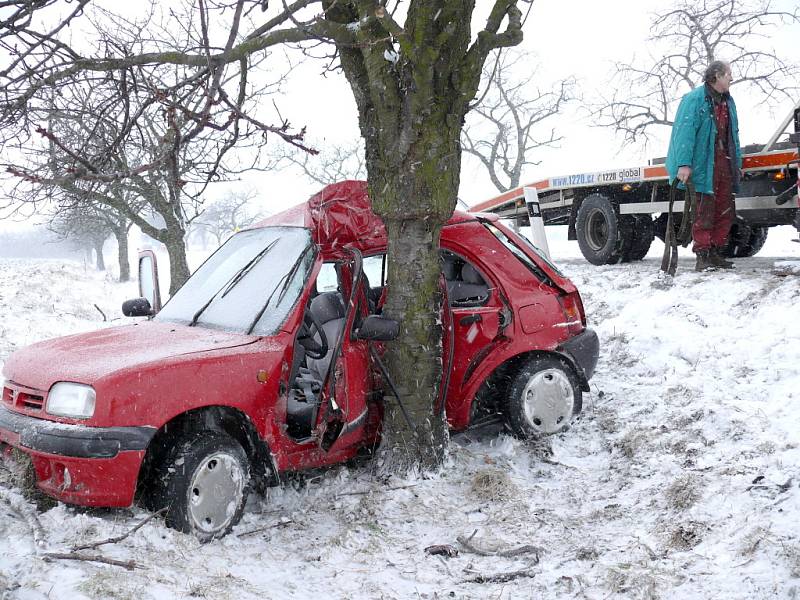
[504,356,582,439]
[148,431,250,541]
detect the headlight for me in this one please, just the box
[46,383,96,419]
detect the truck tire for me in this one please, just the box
[575,194,629,265]
[504,355,582,439]
[621,215,654,262]
[147,431,250,541]
[722,223,768,258]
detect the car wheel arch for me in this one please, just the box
[136,405,278,505]
[468,349,585,427]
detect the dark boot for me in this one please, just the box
[709,247,735,269]
[695,250,715,272]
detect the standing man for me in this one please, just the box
[666,60,742,272]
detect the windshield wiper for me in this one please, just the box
[246,246,313,335]
[189,239,280,327]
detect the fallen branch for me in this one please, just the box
[463,568,536,584]
[457,530,542,560]
[237,519,295,538]
[0,491,46,546]
[71,508,166,552]
[335,483,419,498]
[42,552,137,570]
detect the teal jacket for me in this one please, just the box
[666,85,741,194]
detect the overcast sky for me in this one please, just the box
[242,0,799,214]
[1,0,798,230]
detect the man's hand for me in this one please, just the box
[677,166,692,183]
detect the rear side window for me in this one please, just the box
[482,222,559,286]
[440,250,490,307]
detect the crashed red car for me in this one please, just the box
[0,181,598,539]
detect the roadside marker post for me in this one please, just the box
[524,186,552,260]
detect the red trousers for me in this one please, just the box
[692,159,735,252]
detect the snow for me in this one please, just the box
[1,226,800,599]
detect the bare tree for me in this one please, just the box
[463,49,576,192]
[274,138,366,186]
[49,205,112,272]
[592,0,800,146]
[45,193,134,279]
[197,190,264,246]
[1,1,306,294]
[0,0,528,469]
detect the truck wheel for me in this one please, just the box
[576,194,628,265]
[722,224,768,258]
[504,356,582,439]
[149,431,250,541]
[622,215,654,262]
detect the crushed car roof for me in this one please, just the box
[255,180,490,258]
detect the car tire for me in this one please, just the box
[622,215,654,262]
[575,194,627,265]
[721,223,768,258]
[148,431,250,541]
[504,356,582,439]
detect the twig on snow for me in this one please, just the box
[0,491,46,546]
[93,304,107,322]
[462,568,537,584]
[237,519,295,538]
[71,508,166,552]
[335,483,419,498]
[42,552,138,570]
[457,529,542,560]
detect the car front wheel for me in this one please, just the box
[504,356,582,438]
[149,431,250,541]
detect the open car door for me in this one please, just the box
[315,249,372,452]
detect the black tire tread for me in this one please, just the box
[722,224,768,258]
[575,194,625,265]
[146,431,250,541]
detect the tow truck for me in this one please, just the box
[472,101,800,265]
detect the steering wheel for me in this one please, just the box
[298,311,328,360]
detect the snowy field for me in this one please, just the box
[1,226,800,599]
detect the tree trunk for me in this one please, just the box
[370,128,462,471]
[94,240,105,271]
[324,0,523,472]
[378,218,449,470]
[114,227,130,282]
[134,212,190,296]
[163,232,190,296]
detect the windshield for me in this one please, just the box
[156,227,315,335]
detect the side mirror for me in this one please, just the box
[355,315,399,342]
[122,297,154,317]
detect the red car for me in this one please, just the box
[0,181,598,540]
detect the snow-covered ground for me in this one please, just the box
[1,227,800,599]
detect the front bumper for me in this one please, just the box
[557,328,599,391]
[0,405,155,507]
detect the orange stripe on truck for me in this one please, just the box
[470,179,547,212]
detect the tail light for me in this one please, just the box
[557,291,586,335]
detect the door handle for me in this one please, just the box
[460,314,482,326]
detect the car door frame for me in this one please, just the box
[137,249,162,314]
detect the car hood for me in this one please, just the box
[3,321,259,391]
